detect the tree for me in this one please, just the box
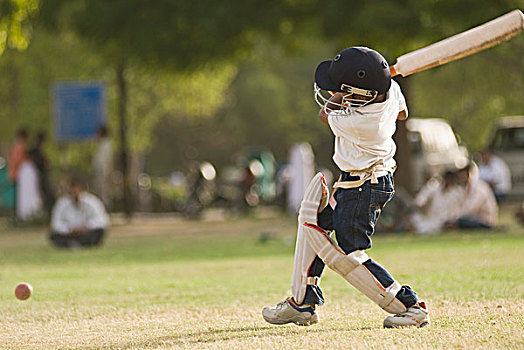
[0,0,38,55]
[35,0,524,200]
[38,0,300,215]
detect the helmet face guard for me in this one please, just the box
[313,82,377,115]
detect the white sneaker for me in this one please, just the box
[262,297,318,326]
[383,301,430,328]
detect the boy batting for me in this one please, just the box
[262,46,429,328]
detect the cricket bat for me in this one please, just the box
[390,9,524,77]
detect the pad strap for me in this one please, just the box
[378,281,402,309]
[306,276,320,286]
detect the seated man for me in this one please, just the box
[49,177,109,248]
[411,169,463,234]
[477,149,511,202]
[447,164,498,230]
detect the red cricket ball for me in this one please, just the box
[14,282,33,301]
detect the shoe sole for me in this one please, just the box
[383,320,430,328]
[263,313,319,326]
[294,314,319,326]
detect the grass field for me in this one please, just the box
[1,211,523,349]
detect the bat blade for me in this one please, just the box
[391,9,524,77]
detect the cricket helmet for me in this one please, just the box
[315,46,391,95]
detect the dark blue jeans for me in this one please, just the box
[303,172,418,308]
[49,229,106,248]
[456,217,492,229]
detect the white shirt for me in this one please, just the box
[455,178,498,226]
[415,177,464,219]
[412,177,464,233]
[51,192,109,234]
[478,155,511,194]
[17,160,43,221]
[287,143,315,213]
[327,80,407,175]
[93,138,114,176]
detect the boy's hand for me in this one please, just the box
[326,92,345,110]
[319,92,346,125]
[397,110,408,120]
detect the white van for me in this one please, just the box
[406,118,469,191]
[489,116,524,200]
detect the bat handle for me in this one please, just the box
[389,64,400,77]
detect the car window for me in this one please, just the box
[492,127,524,150]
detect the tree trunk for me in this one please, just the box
[116,62,133,217]
[8,53,20,135]
[393,76,415,195]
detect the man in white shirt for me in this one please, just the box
[49,177,109,248]
[411,170,464,234]
[263,47,428,329]
[447,164,498,229]
[478,149,511,202]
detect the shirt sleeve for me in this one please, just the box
[395,81,408,117]
[457,180,490,219]
[50,198,70,234]
[495,157,512,192]
[414,178,439,208]
[327,110,349,138]
[84,194,109,230]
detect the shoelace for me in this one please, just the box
[275,300,287,310]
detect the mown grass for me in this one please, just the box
[0,213,523,349]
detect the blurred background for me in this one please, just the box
[0,0,523,224]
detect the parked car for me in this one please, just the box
[378,118,469,233]
[488,115,524,200]
[406,118,469,192]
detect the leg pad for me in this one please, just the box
[302,223,407,314]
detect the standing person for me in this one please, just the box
[16,151,43,221]
[92,125,114,209]
[287,143,315,214]
[29,132,55,216]
[477,149,511,203]
[7,129,29,220]
[49,176,109,248]
[7,129,29,182]
[262,47,429,328]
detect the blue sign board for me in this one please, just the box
[53,82,106,142]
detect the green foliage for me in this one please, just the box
[0,26,109,175]
[215,37,334,163]
[3,0,524,179]
[144,37,338,175]
[125,63,237,153]
[39,0,290,69]
[0,0,38,54]
[299,0,523,59]
[0,25,236,180]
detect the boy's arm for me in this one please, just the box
[319,93,344,124]
[397,110,408,120]
[84,196,109,230]
[50,199,70,234]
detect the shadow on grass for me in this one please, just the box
[110,324,372,349]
